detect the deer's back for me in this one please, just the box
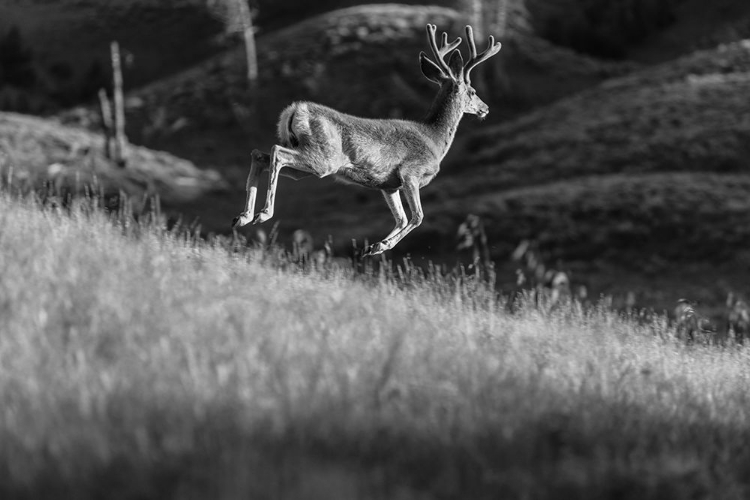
[278,102,440,189]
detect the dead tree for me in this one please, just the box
[98,89,114,160]
[463,0,510,94]
[110,41,128,167]
[236,0,259,92]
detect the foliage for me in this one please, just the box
[529,0,686,58]
[1,189,750,499]
[0,25,36,88]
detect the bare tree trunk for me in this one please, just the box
[468,0,483,37]
[98,88,114,160]
[495,0,509,37]
[466,0,512,97]
[236,0,258,92]
[110,41,128,167]
[491,0,511,94]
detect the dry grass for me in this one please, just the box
[1,189,750,499]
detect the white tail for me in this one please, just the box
[232,24,502,256]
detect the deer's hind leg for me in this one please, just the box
[233,149,270,228]
[252,145,317,225]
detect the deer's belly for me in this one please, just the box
[334,164,401,190]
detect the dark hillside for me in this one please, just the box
[0,1,462,111]
[413,40,750,262]
[108,4,629,155]
[628,0,750,62]
[449,40,750,196]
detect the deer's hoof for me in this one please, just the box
[251,212,272,225]
[364,241,388,257]
[232,213,252,228]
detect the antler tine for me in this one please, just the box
[463,25,502,85]
[466,25,478,61]
[439,31,462,58]
[425,24,462,77]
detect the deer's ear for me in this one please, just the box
[448,49,464,80]
[419,52,444,84]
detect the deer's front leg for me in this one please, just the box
[365,178,424,256]
[233,149,269,228]
[363,190,407,257]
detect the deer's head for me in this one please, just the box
[419,24,502,119]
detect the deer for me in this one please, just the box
[231,24,502,256]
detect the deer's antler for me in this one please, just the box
[425,24,462,78]
[463,25,502,85]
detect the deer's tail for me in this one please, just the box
[278,103,307,148]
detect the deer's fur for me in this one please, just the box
[232,24,502,256]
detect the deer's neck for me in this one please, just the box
[424,85,464,159]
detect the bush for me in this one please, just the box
[0,25,36,88]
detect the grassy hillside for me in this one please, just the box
[2,187,750,499]
[0,111,225,209]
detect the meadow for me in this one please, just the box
[1,187,749,500]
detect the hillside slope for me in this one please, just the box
[2,191,750,499]
[64,5,631,158]
[627,0,750,63]
[456,40,750,191]
[0,111,224,205]
[419,40,750,259]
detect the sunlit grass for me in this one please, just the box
[1,189,749,499]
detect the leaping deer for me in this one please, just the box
[232,24,502,256]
